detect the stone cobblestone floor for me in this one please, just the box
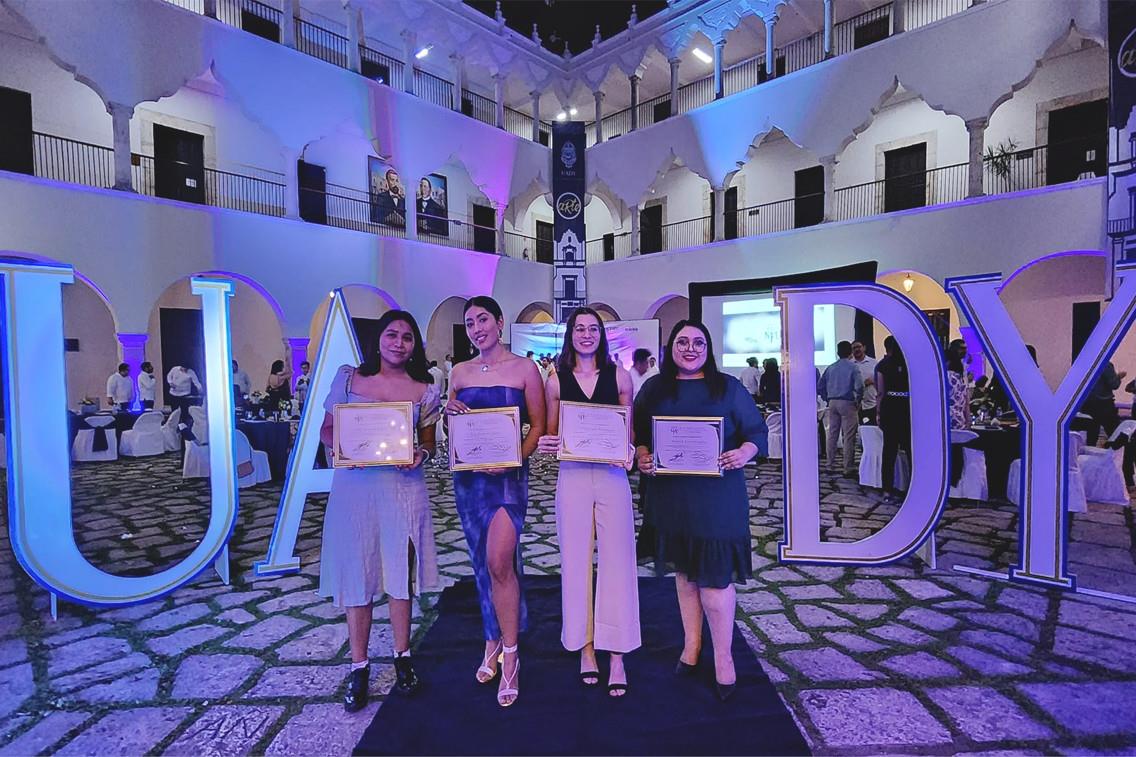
[1,451,1136,755]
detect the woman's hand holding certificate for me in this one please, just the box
[448,406,522,471]
[333,402,414,467]
[557,401,631,466]
[652,416,725,476]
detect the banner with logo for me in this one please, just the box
[552,122,587,322]
[509,319,660,368]
[1107,0,1136,259]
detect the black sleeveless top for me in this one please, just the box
[560,362,620,405]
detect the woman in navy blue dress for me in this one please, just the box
[634,320,767,701]
[445,296,545,707]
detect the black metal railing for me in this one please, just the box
[415,69,454,110]
[216,0,281,35]
[637,215,713,253]
[833,162,967,221]
[905,0,972,31]
[584,234,632,263]
[162,0,205,13]
[322,184,407,237]
[733,195,825,237]
[505,107,536,141]
[503,231,536,260]
[462,89,497,127]
[418,216,498,254]
[130,154,286,216]
[360,44,404,86]
[33,132,115,188]
[295,18,349,69]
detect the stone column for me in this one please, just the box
[713,39,726,100]
[892,0,906,34]
[402,30,416,95]
[404,173,418,240]
[117,333,148,386]
[285,337,309,389]
[668,57,680,115]
[629,74,641,131]
[203,0,217,18]
[281,0,298,48]
[823,0,834,58]
[283,148,300,219]
[712,186,725,241]
[765,14,778,78]
[531,91,541,143]
[493,73,506,129]
[631,205,641,255]
[344,2,362,73]
[820,155,836,221]
[593,90,605,143]
[451,54,465,111]
[966,118,987,198]
[108,103,134,192]
[495,205,506,254]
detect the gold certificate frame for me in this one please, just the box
[448,406,523,471]
[652,415,724,477]
[557,400,631,465]
[332,401,415,467]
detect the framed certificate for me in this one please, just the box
[333,402,415,467]
[449,406,523,471]
[558,401,631,465]
[652,416,724,476]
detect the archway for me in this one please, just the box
[647,295,689,349]
[587,302,620,321]
[876,270,961,368]
[516,301,555,324]
[308,284,398,363]
[426,296,469,366]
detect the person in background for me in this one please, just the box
[428,360,445,393]
[232,360,252,399]
[612,352,621,368]
[319,310,441,708]
[295,361,312,406]
[946,339,971,430]
[758,357,782,405]
[851,341,877,424]
[648,356,657,371]
[106,363,133,412]
[1082,360,1126,445]
[634,320,767,702]
[444,354,454,394]
[819,341,863,476]
[526,350,536,362]
[537,307,639,697]
[739,357,760,402]
[167,364,203,436]
[629,348,660,400]
[265,360,293,408]
[137,362,157,410]
[876,336,910,505]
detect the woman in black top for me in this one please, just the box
[876,335,910,504]
[759,358,781,405]
[538,307,639,697]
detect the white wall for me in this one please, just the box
[424,296,467,365]
[732,131,819,208]
[649,165,710,226]
[62,282,118,407]
[513,194,617,241]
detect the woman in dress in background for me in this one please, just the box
[446,296,545,707]
[537,307,640,697]
[759,357,781,405]
[318,310,442,710]
[876,335,911,505]
[265,359,292,409]
[946,339,971,430]
[634,320,767,702]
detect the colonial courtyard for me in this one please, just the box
[1,451,1135,755]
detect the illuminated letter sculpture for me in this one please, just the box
[947,262,1136,589]
[2,262,237,606]
[777,283,948,564]
[255,290,361,575]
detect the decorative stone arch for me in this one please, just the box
[587,302,621,321]
[516,301,555,324]
[645,294,690,346]
[425,295,469,365]
[307,284,399,363]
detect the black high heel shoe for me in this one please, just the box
[394,656,420,695]
[344,665,369,712]
[674,658,698,676]
[716,681,736,702]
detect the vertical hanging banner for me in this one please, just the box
[552,121,587,322]
[1107,0,1136,261]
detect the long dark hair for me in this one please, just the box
[658,319,727,400]
[358,309,431,382]
[270,360,285,374]
[557,307,610,374]
[463,295,503,321]
[946,339,966,375]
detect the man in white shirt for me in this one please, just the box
[105,363,134,411]
[851,340,878,424]
[630,348,660,399]
[167,364,203,436]
[428,360,445,396]
[137,361,157,410]
[739,356,760,401]
[232,360,252,398]
[294,361,312,406]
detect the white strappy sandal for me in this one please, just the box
[476,641,502,684]
[497,644,519,708]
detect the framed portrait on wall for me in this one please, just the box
[367,157,448,236]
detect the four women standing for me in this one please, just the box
[318,302,773,711]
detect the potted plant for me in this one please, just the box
[983,139,1018,193]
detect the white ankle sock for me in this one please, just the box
[350,659,369,671]
[395,649,411,658]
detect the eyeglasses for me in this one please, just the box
[675,337,707,353]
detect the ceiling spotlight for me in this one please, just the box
[569,107,578,116]
[903,274,915,293]
[556,111,567,121]
[692,47,712,64]
[415,45,432,59]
